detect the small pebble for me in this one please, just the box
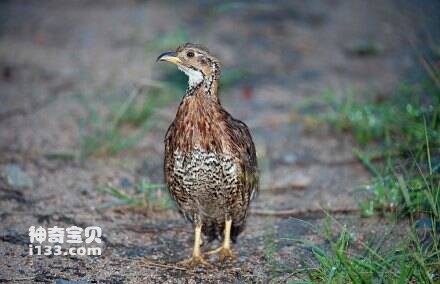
[2,164,33,189]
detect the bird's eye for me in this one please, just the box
[186,51,194,58]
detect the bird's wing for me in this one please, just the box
[164,121,176,186]
[231,119,259,201]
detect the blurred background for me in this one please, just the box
[0,0,439,282]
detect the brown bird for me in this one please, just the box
[157,43,259,267]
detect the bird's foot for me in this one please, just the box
[206,246,235,262]
[177,255,213,268]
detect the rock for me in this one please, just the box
[344,39,383,57]
[415,218,440,232]
[281,154,297,165]
[119,177,133,189]
[2,164,33,189]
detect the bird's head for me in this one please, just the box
[157,43,221,90]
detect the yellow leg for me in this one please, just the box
[178,224,212,267]
[206,219,235,261]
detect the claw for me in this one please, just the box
[178,224,213,268]
[219,247,235,262]
[205,219,235,262]
[206,246,235,262]
[178,255,213,268]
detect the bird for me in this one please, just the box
[157,43,259,267]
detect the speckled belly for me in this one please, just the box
[170,149,241,219]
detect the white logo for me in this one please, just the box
[28,225,103,256]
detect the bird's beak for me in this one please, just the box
[156,51,182,65]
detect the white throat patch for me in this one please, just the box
[178,65,204,88]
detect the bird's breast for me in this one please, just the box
[171,94,235,153]
[172,148,241,193]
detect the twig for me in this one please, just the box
[319,149,404,167]
[252,207,362,217]
[252,204,396,218]
[262,185,309,192]
[111,86,143,128]
[0,276,35,282]
[142,260,188,271]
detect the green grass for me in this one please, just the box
[289,216,438,283]
[320,82,439,220]
[319,84,439,148]
[289,52,440,282]
[299,59,439,220]
[99,179,174,211]
[77,85,175,159]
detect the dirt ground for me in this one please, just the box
[0,0,439,283]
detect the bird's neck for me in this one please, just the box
[185,64,221,100]
[185,79,219,100]
[174,83,228,153]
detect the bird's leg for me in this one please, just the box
[206,219,235,261]
[178,224,212,267]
